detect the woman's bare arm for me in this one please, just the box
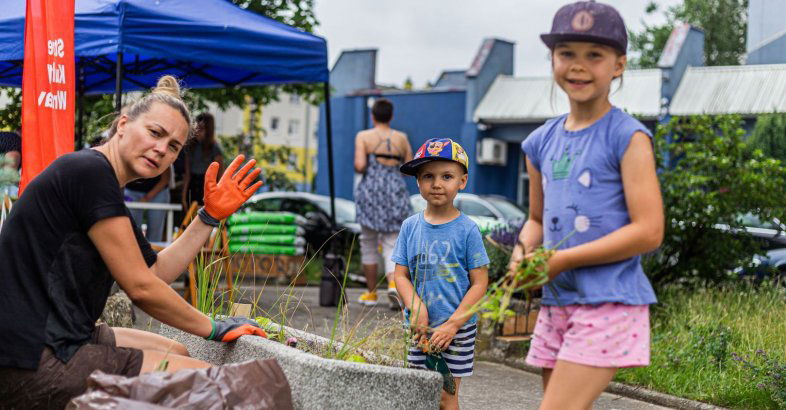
[354,132,367,173]
[151,215,214,284]
[88,216,212,338]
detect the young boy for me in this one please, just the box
[392,138,489,409]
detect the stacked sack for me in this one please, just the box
[228,212,307,256]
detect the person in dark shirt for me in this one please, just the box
[182,112,224,208]
[0,76,265,408]
[0,130,21,197]
[0,130,21,169]
[125,167,172,242]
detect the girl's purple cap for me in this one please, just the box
[540,0,628,54]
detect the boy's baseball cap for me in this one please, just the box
[540,0,628,54]
[400,138,469,176]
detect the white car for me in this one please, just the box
[409,193,526,232]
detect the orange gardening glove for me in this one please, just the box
[203,155,263,221]
[207,317,267,342]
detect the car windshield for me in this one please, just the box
[312,197,356,225]
[484,197,526,220]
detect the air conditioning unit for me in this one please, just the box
[476,138,507,166]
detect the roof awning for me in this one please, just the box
[474,69,662,124]
[670,64,786,116]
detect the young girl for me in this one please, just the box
[510,2,664,408]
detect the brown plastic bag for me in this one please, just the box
[67,359,293,410]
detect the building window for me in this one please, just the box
[288,119,300,136]
[270,117,279,131]
[289,94,300,105]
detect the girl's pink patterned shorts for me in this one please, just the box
[525,303,650,369]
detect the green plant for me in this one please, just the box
[748,112,786,161]
[469,232,572,326]
[645,115,786,286]
[733,349,786,408]
[616,284,786,408]
[483,221,524,283]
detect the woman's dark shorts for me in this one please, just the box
[0,323,143,409]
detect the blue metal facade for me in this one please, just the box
[316,91,466,200]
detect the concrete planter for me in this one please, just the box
[159,324,441,410]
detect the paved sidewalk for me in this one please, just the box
[137,284,671,409]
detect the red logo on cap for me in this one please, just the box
[571,10,594,32]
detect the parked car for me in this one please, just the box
[410,193,526,233]
[720,213,786,280]
[737,248,786,279]
[714,213,786,249]
[240,192,360,254]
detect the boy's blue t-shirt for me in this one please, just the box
[521,106,657,306]
[391,212,490,327]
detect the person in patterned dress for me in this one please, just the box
[353,98,413,308]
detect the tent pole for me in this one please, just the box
[115,52,123,112]
[76,64,85,149]
[323,82,336,226]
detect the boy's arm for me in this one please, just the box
[393,263,429,336]
[430,266,489,350]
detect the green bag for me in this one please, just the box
[228,224,304,236]
[229,234,306,246]
[229,243,305,256]
[229,212,307,226]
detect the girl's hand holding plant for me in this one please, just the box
[529,250,570,281]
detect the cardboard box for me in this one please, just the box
[229,253,307,286]
[500,308,539,336]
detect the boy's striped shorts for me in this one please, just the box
[407,322,477,377]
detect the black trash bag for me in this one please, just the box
[67,359,293,410]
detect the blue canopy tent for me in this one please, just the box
[0,0,338,228]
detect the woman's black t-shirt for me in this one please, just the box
[0,149,157,369]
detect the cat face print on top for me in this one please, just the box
[567,204,602,233]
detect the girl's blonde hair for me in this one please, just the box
[107,75,192,138]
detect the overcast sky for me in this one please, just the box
[314,0,682,87]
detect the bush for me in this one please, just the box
[644,115,786,286]
[748,112,786,162]
[483,221,523,283]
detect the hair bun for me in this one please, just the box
[153,75,182,99]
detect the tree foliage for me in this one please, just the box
[629,0,748,68]
[644,115,786,286]
[748,113,786,162]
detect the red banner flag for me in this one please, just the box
[19,0,75,194]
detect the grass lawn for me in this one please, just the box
[615,284,786,409]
